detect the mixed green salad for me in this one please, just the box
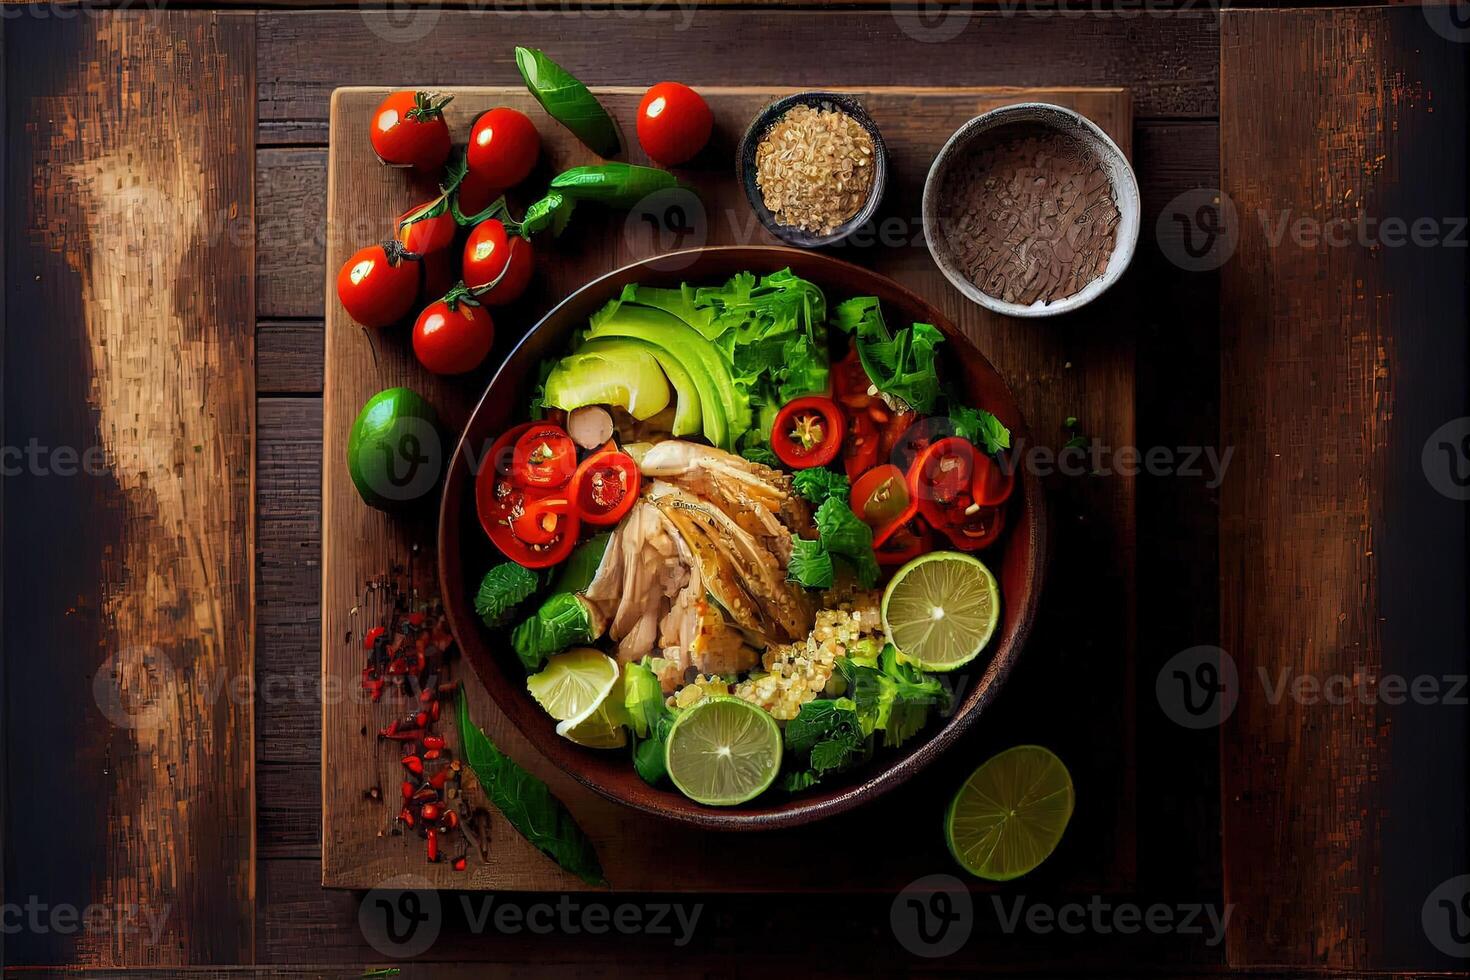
[473,267,1016,806]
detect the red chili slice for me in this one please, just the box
[476,422,536,540]
[487,490,579,569]
[772,396,845,470]
[940,503,1006,552]
[972,451,1016,507]
[875,518,932,566]
[510,493,571,545]
[843,411,880,480]
[512,424,577,489]
[851,464,911,528]
[570,448,640,526]
[909,437,976,509]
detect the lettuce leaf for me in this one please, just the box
[815,498,880,589]
[832,296,944,414]
[791,468,850,507]
[787,536,835,590]
[836,644,949,749]
[624,659,676,785]
[949,404,1011,455]
[511,593,596,672]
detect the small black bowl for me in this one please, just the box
[736,91,888,248]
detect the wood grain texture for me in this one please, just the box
[3,11,256,968]
[318,84,1135,893]
[257,9,1217,128]
[1219,7,1469,971]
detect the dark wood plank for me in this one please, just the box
[3,10,256,968]
[258,147,328,319]
[1219,7,1469,970]
[258,320,324,394]
[258,9,1217,123]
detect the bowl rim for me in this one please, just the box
[735,90,889,249]
[438,245,1048,831]
[921,101,1141,319]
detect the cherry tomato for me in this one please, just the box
[843,411,880,480]
[874,518,932,566]
[336,240,421,328]
[456,170,503,219]
[636,82,713,166]
[396,200,457,256]
[972,451,1016,508]
[851,464,911,528]
[771,396,845,469]
[412,287,493,376]
[512,424,577,489]
[571,449,641,526]
[487,493,580,569]
[370,90,452,171]
[463,220,534,305]
[467,107,540,190]
[421,249,457,300]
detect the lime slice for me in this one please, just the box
[946,745,1074,881]
[881,550,1000,671]
[554,670,630,750]
[664,697,782,806]
[527,647,619,722]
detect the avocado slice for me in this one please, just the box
[578,338,702,437]
[587,306,745,449]
[543,342,671,421]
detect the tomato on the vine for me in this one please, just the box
[456,169,503,219]
[771,396,845,469]
[468,107,541,189]
[396,200,457,256]
[412,284,494,376]
[336,240,421,328]
[636,82,713,166]
[571,449,641,526]
[370,91,453,171]
[463,219,533,305]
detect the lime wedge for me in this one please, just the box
[554,670,630,750]
[664,697,782,806]
[881,550,1000,671]
[527,647,619,722]
[946,745,1074,881]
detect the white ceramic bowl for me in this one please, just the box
[921,103,1140,318]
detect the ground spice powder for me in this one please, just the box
[939,124,1120,306]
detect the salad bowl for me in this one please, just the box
[439,245,1047,831]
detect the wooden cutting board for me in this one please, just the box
[322,85,1133,891]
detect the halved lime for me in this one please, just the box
[527,647,619,722]
[946,745,1074,881]
[664,697,782,806]
[881,550,1000,671]
[554,670,629,750]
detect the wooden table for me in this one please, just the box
[3,4,1466,975]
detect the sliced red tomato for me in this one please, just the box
[972,451,1016,507]
[570,449,640,526]
[908,437,975,506]
[488,496,579,569]
[512,424,577,489]
[875,518,932,566]
[843,411,880,480]
[851,464,911,528]
[475,422,536,538]
[510,493,571,545]
[463,219,534,305]
[771,396,845,469]
[370,90,452,171]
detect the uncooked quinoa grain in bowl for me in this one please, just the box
[738,92,888,248]
[922,103,1140,318]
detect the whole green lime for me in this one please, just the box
[347,387,443,509]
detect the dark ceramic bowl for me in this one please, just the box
[439,246,1046,831]
[736,91,888,248]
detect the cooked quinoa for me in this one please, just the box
[730,591,884,720]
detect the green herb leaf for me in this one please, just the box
[837,645,949,748]
[514,47,620,157]
[474,563,540,628]
[783,697,868,789]
[832,297,944,413]
[787,536,835,589]
[949,404,1012,455]
[791,468,850,507]
[624,659,676,786]
[550,533,611,595]
[814,497,880,589]
[511,593,596,672]
[455,687,606,886]
[740,445,781,468]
